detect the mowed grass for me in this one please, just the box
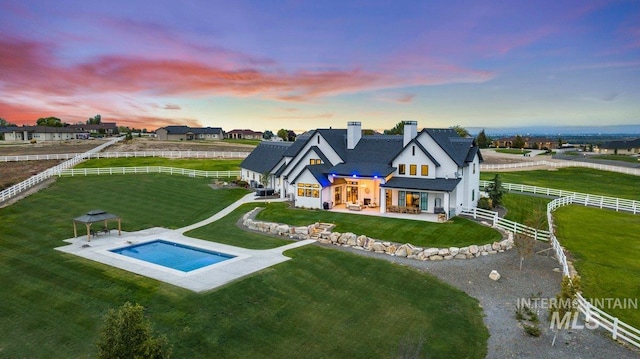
[0,175,489,358]
[593,154,640,163]
[255,202,502,247]
[553,206,640,328]
[494,148,531,155]
[75,157,242,171]
[481,167,640,201]
[501,193,550,227]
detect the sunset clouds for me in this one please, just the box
[0,0,638,131]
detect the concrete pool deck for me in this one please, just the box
[56,193,315,292]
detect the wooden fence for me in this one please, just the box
[57,167,241,179]
[0,137,123,203]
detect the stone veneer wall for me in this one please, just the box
[242,208,514,261]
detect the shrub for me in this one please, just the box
[477,197,492,210]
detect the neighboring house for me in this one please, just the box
[492,137,558,150]
[597,138,640,155]
[240,121,482,219]
[2,126,83,141]
[226,129,264,140]
[68,123,118,136]
[155,126,224,141]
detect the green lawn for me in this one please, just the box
[553,206,640,328]
[0,175,489,358]
[481,168,640,201]
[495,148,531,155]
[501,193,550,227]
[75,157,242,171]
[592,154,640,163]
[222,138,261,146]
[256,202,502,247]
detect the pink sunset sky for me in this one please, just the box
[0,0,638,132]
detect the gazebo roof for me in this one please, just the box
[73,210,119,223]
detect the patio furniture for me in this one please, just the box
[347,203,362,211]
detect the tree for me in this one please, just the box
[36,117,64,127]
[277,129,289,141]
[362,129,377,136]
[260,171,270,188]
[97,302,172,359]
[384,121,404,135]
[558,137,563,148]
[486,174,506,209]
[514,209,545,270]
[263,130,274,140]
[0,118,15,127]
[450,125,470,137]
[87,114,102,125]
[475,129,491,148]
[512,135,525,149]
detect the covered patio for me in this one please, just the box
[328,202,442,222]
[73,209,122,241]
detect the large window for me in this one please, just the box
[398,164,406,175]
[409,164,417,176]
[297,183,320,198]
[421,165,429,176]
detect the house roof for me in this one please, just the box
[227,129,263,135]
[158,125,223,135]
[424,129,479,167]
[381,177,461,192]
[290,163,333,187]
[601,138,640,150]
[240,141,293,174]
[390,137,441,167]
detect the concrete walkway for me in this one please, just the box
[56,193,314,292]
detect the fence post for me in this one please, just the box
[612,317,619,340]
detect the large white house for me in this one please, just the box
[240,121,482,219]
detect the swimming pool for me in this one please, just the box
[111,240,235,272]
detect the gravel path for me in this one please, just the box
[321,242,640,358]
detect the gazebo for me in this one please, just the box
[73,210,121,241]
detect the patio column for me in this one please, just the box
[379,187,386,213]
[444,192,450,219]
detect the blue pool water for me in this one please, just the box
[111,240,235,272]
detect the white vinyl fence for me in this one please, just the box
[459,206,550,241]
[0,137,123,203]
[546,196,640,348]
[1,150,250,162]
[479,180,640,214]
[57,166,241,179]
[481,160,640,176]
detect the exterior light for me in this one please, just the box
[352,174,357,178]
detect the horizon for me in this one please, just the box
[1,1,639,131]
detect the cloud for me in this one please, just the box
[163,104,181,110]
[601,92,619,102]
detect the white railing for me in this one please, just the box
[0,137,124,203]
[459,207,550,241]
[480,180,640,214]
[0,150,250,162]
[547,195,640,348]
[481,160,640,176]
[57,166,241,179]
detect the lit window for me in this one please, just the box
[421,165,429,176]
[399,164,405,175]
[310,159,323,165]
[409,164,417,176]
[297,183,321,197]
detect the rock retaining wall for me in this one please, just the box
[242,207,514,261]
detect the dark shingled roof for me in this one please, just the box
[326,135,402,177]
[381,177,461,192]
[74,210,119,223]
[160,125,223,135]
[424,129,479,167]
[601,138,640,150]
[240,141,293,174]
[290,163,333,187]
